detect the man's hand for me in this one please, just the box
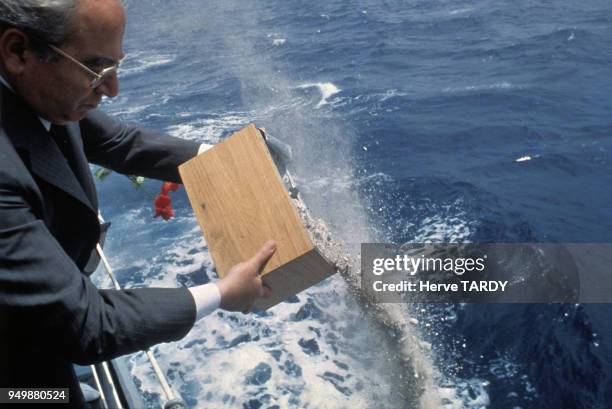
[216,241,276,313]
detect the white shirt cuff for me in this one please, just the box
[188,283,221,321]
[198,143,214,155]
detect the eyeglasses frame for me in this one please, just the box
[48,44,119,89]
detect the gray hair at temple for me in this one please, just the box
[0,0,77,58]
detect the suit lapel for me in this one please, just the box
[1,85,96,214]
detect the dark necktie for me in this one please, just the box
[50,124,77,174]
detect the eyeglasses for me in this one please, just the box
[48,44,120,89]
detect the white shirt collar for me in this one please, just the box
[0,73,52,132]
[39,117,52,132]
[0,73,12,91]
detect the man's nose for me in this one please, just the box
[96,72,120,98]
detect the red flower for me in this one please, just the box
[154,182,181,220]
[162,182,180,194]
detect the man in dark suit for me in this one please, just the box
[0,0,274,406]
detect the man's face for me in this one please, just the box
[20,0,126,124]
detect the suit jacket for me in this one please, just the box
[0,84,199,407]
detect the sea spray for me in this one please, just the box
[293,196,448,408]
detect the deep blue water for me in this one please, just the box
[94,1,612,408]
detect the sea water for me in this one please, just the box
[94,0,612,408]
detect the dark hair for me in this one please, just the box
[0,0,77,60]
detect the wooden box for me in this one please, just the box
[178,124,335,310]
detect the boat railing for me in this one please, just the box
[90,243,188,409]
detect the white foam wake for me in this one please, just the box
[297,82,341,108]
[442,82,519,94]
[119,51,176,77]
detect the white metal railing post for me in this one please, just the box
[95,243,186,408]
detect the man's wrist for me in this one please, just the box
[188,282,221,321]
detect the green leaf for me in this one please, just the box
[128,175,146,188]
[94,168,112,181]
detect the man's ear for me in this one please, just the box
[0,28,32,75]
